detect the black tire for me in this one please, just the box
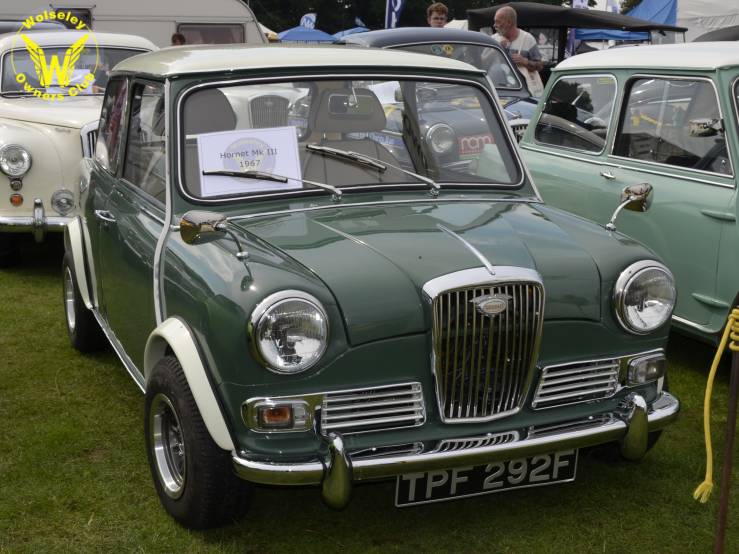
[0,233,20,268]
[62,252,104,352]
[144,356,251,529]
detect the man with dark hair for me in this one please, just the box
[492,6,543,95]
[427,2,448,28]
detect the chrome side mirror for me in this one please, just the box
[180,211,227,245]
[688,118,723,137]
[605,183,653,232]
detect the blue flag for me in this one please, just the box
[385,0,405,29]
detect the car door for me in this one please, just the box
[522,73,618,218]
[85,76,129,310]
[603,75,735,328]
[98,80,166,368]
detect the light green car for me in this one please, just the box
[521,42,739,343]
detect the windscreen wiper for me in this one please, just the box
[202,169,342,202]
[306,143,441,196]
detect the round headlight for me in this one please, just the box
[427,123,455,154]
[614,261,676,335]
[250,291,328,374]
[0,144,32,177]
[51,189,75,215]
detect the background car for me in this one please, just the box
[341,27,538,140]
[520,42,739,343]
[0,30,155,265]
[64,44,678,529]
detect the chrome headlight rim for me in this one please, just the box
[426,123,455,154]
[0,144,32,177]
[614,260,676,335]
[249,290,329,374]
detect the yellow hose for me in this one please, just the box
[693,308,739,503]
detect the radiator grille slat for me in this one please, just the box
[250,95,289,128]
[432,281,543,421]
[321,383,425,434]
[533,358,620,409]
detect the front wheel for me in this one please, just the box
[145,356,251,529]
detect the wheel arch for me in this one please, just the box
[144,317,235,451]
[64,217,92,310]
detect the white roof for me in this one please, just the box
[0,30,156,52]
[557,42,739,72]
[114,44,484,77]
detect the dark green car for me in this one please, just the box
[62,45,680,529]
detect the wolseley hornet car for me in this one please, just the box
[0,30,155,265]
[520,43,739,343]
[63,45,680,528]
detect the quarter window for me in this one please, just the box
[614,77,732,176]
[95,77,128,174]
[122,82,166,203]
[534,75,615,153]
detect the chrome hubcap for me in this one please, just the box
[150,393,186,498]
[63,267,76,333]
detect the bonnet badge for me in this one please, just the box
[470,294,510,317]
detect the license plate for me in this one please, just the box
[395,449,578,507]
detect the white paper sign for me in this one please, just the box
[196,127,302,197]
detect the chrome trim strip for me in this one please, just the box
[231,391,679,486]
[520,144,736,189]
[0,215,70,230]
[422,266,543,299]
[531,73,618,156]
[153,79,171,326]
[79,120,99,158]
[609,73,735,180]
[227,196,541,223]
[174,72,530,204]
[437,224,495,275]
[671,314,717,333]
[92,308,145,392]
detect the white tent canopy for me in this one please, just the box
[677,0,739,41]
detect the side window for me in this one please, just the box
[534,75,615,153]
[95,77,129,174]
[122,81,166,203]
[177,23,244,44]
[614,77,732,176]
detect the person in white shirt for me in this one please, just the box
[492,6,544,95]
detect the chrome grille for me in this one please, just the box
[351,442,424,460]
[533,358,620,409]
[250,95,289,128]
[432,431,519,453]
[511,123,528,141]
[321,383,425,435]
[432,282,544,421]
[81,127,98,158]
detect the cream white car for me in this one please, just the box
[0,30,155,264]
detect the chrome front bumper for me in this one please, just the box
[0,199,71,242]
[233,391,679,509]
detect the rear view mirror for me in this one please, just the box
[688,118,722,137]
[180,211,227,245]
[605,183,653,232]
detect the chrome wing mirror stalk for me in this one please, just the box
[180,210,249,260]
[605,183,653,232]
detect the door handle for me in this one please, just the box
[94,209,116,223]
[600,171,616,180]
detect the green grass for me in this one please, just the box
[1,236,737,553]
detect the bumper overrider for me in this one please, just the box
[233,391,679,509]
[0,199,71,242]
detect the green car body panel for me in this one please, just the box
[520,44,739,342]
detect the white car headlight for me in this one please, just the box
[250,291,328,374]
[614,261,676,334]
[427,123,455,154]
[0,144,32,177]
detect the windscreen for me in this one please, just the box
[181,78,521,200]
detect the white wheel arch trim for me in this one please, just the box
[144,318,235,451]
[65,217,92,310]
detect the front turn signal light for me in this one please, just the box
[10,193,23,207]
